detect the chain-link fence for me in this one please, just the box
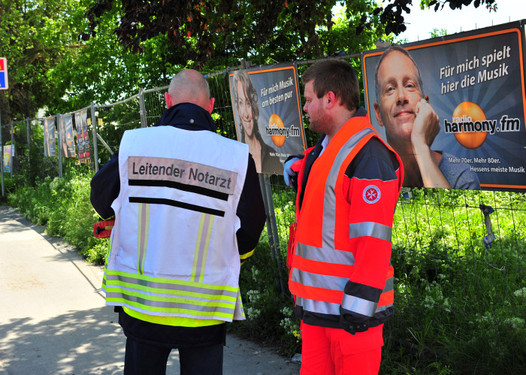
[1,58,524,328]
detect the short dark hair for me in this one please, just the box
[302,59,359,111]
[374,45,424,103]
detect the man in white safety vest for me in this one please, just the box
[90,69,266,375]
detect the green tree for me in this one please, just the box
[84,0,390,70]
[84,0,500,69]
[0,0,81,121]
[45,2,171,114]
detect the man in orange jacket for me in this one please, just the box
[284,59,403,374]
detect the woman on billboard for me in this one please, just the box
[233,69,282,174]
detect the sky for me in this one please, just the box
[398,0,525,43]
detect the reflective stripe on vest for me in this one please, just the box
[102,270,239,319]
[137,202,149,275]
[192,213,215,283]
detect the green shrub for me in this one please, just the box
[232,236,301,357]
[7,172,106,264]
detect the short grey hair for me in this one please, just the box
[374,45,424,103]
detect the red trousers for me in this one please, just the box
[300,322,384,375]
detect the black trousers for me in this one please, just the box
[124,335,224,375]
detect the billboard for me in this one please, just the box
[74,109,91,164]
[362,21,526,191]
[3,145,12,173]
[44,117,56,157]
[58,114,76,158]
[229,64,306,175]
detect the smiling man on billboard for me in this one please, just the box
[373,45,480,189]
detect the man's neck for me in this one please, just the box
[326,107,357,142]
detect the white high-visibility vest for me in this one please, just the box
[103,125,249,322]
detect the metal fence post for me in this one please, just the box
[26,118,31,181]
[56,114,63,177]
[91,102,99,172]
[139,88,147,128]
[259,174,286,295]
[9,121,13,178]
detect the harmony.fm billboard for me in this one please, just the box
[229,64,306,175]
[362,21,526,191]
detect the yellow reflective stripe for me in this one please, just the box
[192,213,214,283]
[200,214,214,282]
[103,268,240,319]
[123,306,224,327]
[240,248,255,261]
[105,287,235,308]
[137,203,150,275]
[105,277,237,302]
[104,270,238,295]
[108,297,234,319]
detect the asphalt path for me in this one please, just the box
[0,205,300,375]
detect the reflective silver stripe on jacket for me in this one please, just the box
[340,276,394,317]
[296,296,392,318]
[349,222,392,242]
[321,128,375,250]
[291,267,348,291]
[295,242,355,265]
[341,294,378,317]
[296,296,340,316]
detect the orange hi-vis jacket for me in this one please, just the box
[288,113,403,331]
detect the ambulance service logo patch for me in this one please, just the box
[363,185,381,204]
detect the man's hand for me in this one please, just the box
[411,97,451,188]
[411,97,439,148]
[283,157,300,188]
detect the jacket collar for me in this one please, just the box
[314,106,368,149]
[155,103,217,132]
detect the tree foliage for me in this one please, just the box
[84,0,500,68]
[0,1,79,119]
[46,2,175,115]
[85,0,389,69]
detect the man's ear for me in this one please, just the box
[326,91,337,109]
[165,92,173,109]
[374,101,384,127]
[207,97,215,114]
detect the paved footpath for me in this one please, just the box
[0,205,300,375]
